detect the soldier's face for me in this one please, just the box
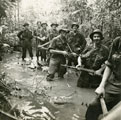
[93,33,101,45]
[25,25,29,30]
[72,25,78,32]
[52,25,56,30]
[61,31,66,37]
[37,22,41,27]
[43,24,47,29]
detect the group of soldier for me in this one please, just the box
[17,21,121,120]
[17,20,109,88]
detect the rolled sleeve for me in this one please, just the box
[105,60,112,69]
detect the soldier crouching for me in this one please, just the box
[46,27,69,81]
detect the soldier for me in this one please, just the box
[40,22,48,63]
[48,23,59,41]
[77,29,109,88]
[67,22,86,66]
[85,36,121,120]
[17,23,33,62]
[46,27,69,81]
[34,21,42,65]
[47,23,59,65]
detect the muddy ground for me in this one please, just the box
[0,52,96,120]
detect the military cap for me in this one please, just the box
[41,22,48,27]
[90,29,104,40]
[37,21,41,24]
[71,22,79,28]
[59,27,69,33]
[23,23,29,27]
[51,23,58,27]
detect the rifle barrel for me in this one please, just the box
[61,64,95,74]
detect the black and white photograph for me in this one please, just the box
[0,0,121,120]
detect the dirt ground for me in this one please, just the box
[0,52,96,120]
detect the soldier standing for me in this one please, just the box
[17,23,33,62]
[40,22,48,63]
[47,23,59,65]
[48,23,59,41]
[86,36,121,120]
[76,29,109,88]
[34,21,42,65]
[67,22,86,66]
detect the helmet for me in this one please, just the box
[90,29,104,40]
[71,22,79,28]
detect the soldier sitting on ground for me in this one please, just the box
[76,29,109,88]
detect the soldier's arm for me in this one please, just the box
[48,38,56,50]
[17,31,23,40]
[29,31,33,39]
[94,64,106,76]
[95,65,111,97]
[95,43,114,96]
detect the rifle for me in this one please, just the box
[38,47,78,57]
[37,38,55,48]
[37,36,74,54]
[61,64,95,74]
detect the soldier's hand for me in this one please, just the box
[41,36,46,41]
[3,43,10,47]
[95,86,105,98]
[63,51,68,56]
[76,65,81,70]
[68,52,77,58]
[94,70,102,76]
[81,52,91,58]
[71,52,77,57]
